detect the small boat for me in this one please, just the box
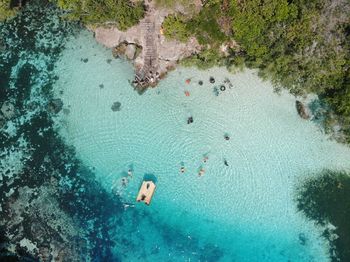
[136,181,156,205]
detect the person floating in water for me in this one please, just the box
[224,159,229,166]
[224,134,230,140]
[127,169,133,177]
[121,177,128,186]
[198,168,205,176]
[180,166,186,173]
[203,156,209,163]
[187,116,194,124]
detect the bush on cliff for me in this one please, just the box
[162,14,190,42]
[51,0,145,30]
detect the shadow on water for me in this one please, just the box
[143,173,158,183]
[296,169,350,262]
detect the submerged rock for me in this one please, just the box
[111,102,121,112]
[1,101,15,119]
[296,100,310,120]
[298,233,307,245]
[47,99,63,114]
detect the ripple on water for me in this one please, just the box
[53,30,350,261]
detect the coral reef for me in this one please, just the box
[0,1,123,260]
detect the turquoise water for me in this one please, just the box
[53,31,350,261]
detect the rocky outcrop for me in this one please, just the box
[296,100,310,120]
[113,41,142,61]
[92,2,202,92]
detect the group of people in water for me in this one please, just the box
[180,156,207,177]
[180,134,230,176]
[182,76,233,174]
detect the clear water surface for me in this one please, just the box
[53,31,350,261]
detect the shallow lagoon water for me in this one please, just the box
[54,31,350,261]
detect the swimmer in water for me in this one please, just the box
[121,177,128,186]
[198,168,205,176]
[203,156,208,163]
[180,166,186,173]
[224,134,230,140]
[127,169,133,177]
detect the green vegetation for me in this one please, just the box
[0,0,17,21]
[162,0,350,142]
[155,0,196,10]
[297,170,350,261]
[162,2,230,69]
[163,2,228,45]
[181,49,224,70]
[162,14,189,42]
[186,4,228,45]
[51,0,145,30]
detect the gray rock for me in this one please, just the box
[113,41,141,61]
[125,44,136,60]
[47,99,63,114]
[111,102,121,112]
[296,100,310,120]
[1,101,15,119]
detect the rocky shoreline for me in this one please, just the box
[92,1,202,93]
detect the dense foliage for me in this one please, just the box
[0,0,17,21]
[297,170,350,261]
[162,0,350,142]
[231,0,350,139]
[163,2,227,45]
[51,0,145,30]
[162,2,229,69]
[162,14,189,42]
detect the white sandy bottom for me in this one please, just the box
[54,31,350,261]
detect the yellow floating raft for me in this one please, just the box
[136,181,156,205]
